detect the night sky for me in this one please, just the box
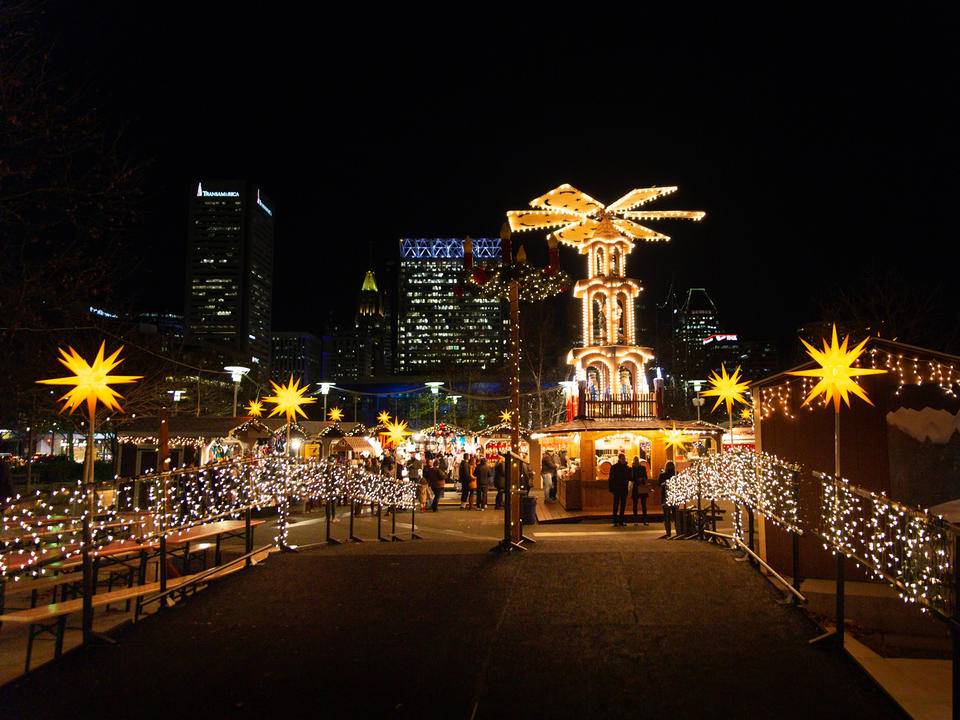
[44,6,959,350]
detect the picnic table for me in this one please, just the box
[166,520,264,572]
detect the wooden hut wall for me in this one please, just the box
[759,372,892,581]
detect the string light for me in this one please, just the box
[665,451,954,617]
[1,455,417,580]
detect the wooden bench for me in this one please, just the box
[0,570,233,672]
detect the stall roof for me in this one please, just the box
[116,416,362,440]
[531,418,725,436]
[333,437,377,453]
[752,337,960,389]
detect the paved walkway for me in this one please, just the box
[0,526,902,719]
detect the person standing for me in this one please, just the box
[493,455,506,509]
[658,461,677,538]
[609,453,630,527]
[476,456,492,510]
[631,457,650,526]
[428,459,446,512]
[459,454,474,509]
[540,450,557,503]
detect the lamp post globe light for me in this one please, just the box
[448,394,461,425]
[318,382,335,417]
[224,366,250,417]
[692,395,705,423]
[425,382,444,426]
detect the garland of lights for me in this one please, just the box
[665,451,955,617]
[477,422,531,440]
[665,450,803,538]
[760,348,960,420]
[468,262,571,303]
[120,435,210,448]
[1,455,417,580]
[816,471,952,616]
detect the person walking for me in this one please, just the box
[476,456,492,510]
[493,455,506,509]
[658,461,677,538]
[429,458,446,512]
[540,450,557,503]
[631,457,650,526]
[609,453,630,527]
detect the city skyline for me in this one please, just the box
[35,5,957,358]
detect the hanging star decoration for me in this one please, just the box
[377,410,392,425]
[37,342,141,417]
[740,407,753,422]
[263,375,316,422]
[701,364,751,416]
[327,407,344,422]
[663,424,691,453]
[245,399,264,417]
[787,325,886,411]
[384,418,412,446]
[499,409,513,423]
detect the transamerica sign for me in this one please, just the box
[196,181,239,198]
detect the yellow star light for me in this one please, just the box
[787,325,886,412]
[499,410,513,423]
[663,424,691,453]
[37,342,141,417]
[740,408,753,421]
[245,399,264,417]
[384,418,412,446]
[263,375,316,423]
[701,364,751,416]
[377,411,392,425]
[327,407,344,422]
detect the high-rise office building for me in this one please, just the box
[355,270,392,378]
[396,238,506,374]
[271,332,323,385]
[674,288,719,383]
[185,180,274,378]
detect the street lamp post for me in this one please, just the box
[425,382,444,426]
[463,223,569,553]
[449,395,461,425]
[224,366,250,417]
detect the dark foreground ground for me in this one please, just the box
[0,531,903,719]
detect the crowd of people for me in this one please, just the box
[350,448,532,513]
[606,453,677,536]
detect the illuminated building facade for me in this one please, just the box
[271,332,323,385]
[185,180,274,378]
[396,238,506,373]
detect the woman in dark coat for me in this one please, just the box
[631,457,650,526]
[658,461,677,538]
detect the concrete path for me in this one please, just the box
[0,530,903,719]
